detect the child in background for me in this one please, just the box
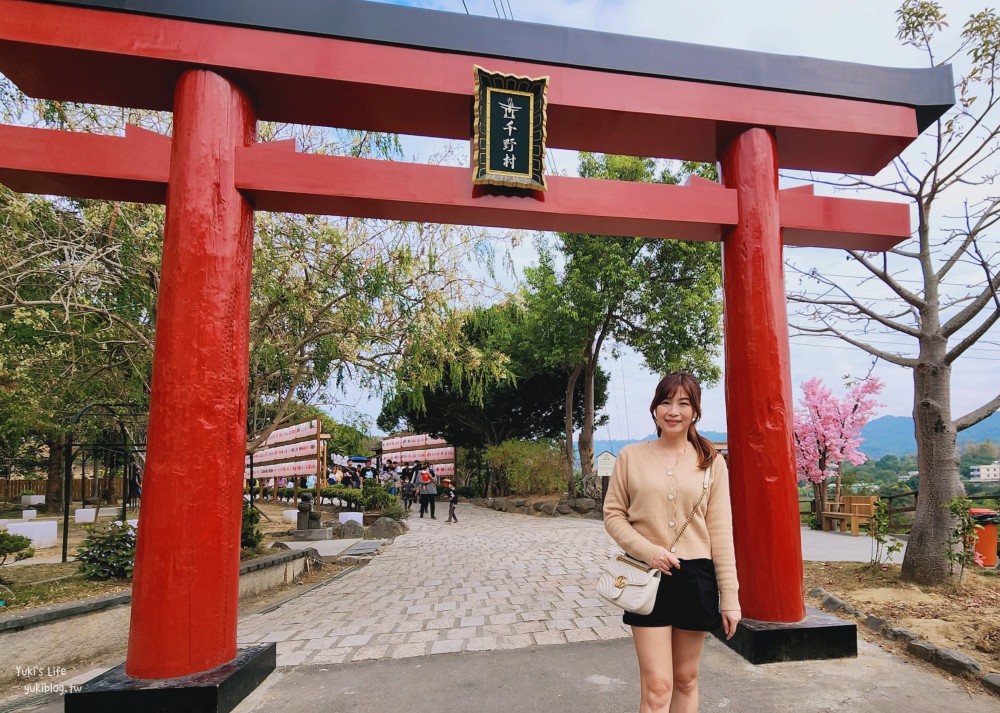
[445,479,458,523]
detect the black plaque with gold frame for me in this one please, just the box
[473,65,548,191]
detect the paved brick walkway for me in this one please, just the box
[236,505,627,666]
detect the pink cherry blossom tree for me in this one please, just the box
[794,377,884,516]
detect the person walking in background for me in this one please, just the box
[445,479,458,523]
[604,371,740,713]
[418,466,437,519]
[402,473,416,510]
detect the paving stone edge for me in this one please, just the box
[0,548,319,633]
[807,586,997,696]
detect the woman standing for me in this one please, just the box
[417,466,437,519]
[604,372,740,713]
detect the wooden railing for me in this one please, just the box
[2,478,123,503]
[801,489,1000,530]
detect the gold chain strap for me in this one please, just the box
[616,554,653,572]
[667,461,712,551]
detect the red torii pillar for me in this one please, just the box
[127,70,257,678]
[721,128,805,623]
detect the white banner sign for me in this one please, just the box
[432,462,454,477]
[401,434,427,448]
[395,449,426,463]
[246,439,318,465]
[425,447,455,462]
[382,434,453,463]
[244,459,319,479]
[260,419,319,448]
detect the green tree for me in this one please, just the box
[378,302,607,449]
[482,439,565,497]
[959,440,1000,477]
[787,1,1000,584]
[525,154,723,497]
[0,79,509,477]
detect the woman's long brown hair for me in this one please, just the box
[648,372,717,469]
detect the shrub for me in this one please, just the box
[328,486,362,510]
[943,496,983,583]
[868,499,903,568]
[360,484,396,512]
[456,485,476,500]
[801,514,822,531]
[20,489,35,496]
[380,500,409,522]
[0,532,34,572]
[484,439,565,496]
[77,522,136,580]
[241,504,264,550]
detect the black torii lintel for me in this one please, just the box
[33,0,953,130]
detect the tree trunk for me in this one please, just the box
[812,479,831,518]
[900,358,964,584]
[45,434,64,513]
[579,346,597,485]
[563,362,584,498]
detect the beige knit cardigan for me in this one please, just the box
[603,440,740,612]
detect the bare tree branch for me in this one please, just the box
[845,250,926,308]
[791,323,917,367]
[787,295,920,337]
[954,392,1000,432]
[946,309,1000,364]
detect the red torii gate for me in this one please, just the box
[0,0,952,707]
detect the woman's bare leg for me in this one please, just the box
[668,629,706,713]
[631,626,674,712]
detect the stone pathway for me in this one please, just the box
[236,506,628,666]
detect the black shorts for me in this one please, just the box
[622,558,722,631]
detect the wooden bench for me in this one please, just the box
[822,495,877,536]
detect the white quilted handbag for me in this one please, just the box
[596,553,660,614]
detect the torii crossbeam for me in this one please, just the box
[0,0,952,708]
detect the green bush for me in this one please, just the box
[801,514,822,531]
[484,439,565,496]
[327,486,362,510]
[360,484,396,511]
[20,489,36,496]
[77,522,136,580]
[944,496,983,582]
[380,500,409,522]
[241,504,264,550]
[0,531,34,571]
[456,485,476,499]
[869,499,903,568]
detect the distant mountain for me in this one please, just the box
[587,412,1000,461]
[857,416,915,460]
[860,411,1000,459]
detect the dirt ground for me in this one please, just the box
[1,501,135,556]
[803,561,1000,676]
[0,498,344,613]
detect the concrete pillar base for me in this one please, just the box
[714,607,856,664]
[66,643,275,713]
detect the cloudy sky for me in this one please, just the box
[334,0,999,440]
